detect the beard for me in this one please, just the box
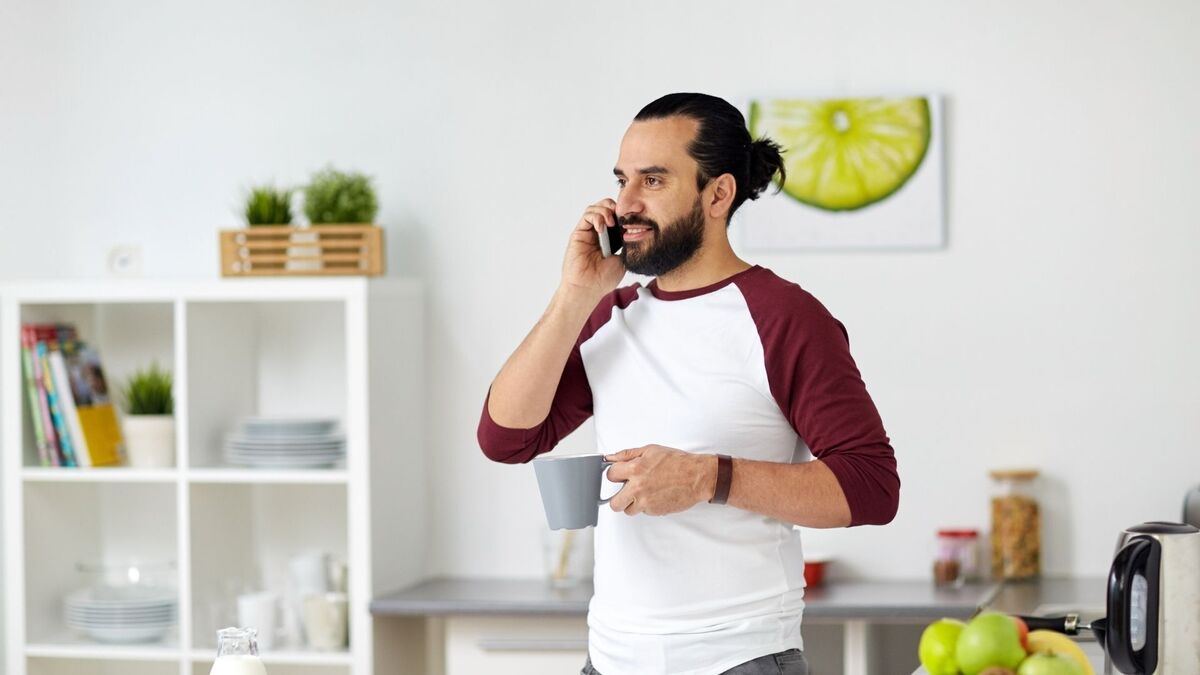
[619,198,705,277]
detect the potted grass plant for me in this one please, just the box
[244,185,294,226]
[119,363,175,468]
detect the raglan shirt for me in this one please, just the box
[477,265,899,675]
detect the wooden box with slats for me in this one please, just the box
[219,224,385,276]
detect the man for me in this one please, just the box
[478,93,900,675]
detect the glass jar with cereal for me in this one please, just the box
[989,469,1040,579]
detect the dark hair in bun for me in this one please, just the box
[634,93,786,224]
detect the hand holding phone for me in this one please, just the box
[561,199,626,299]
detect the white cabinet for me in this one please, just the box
[2,278,426,675]
[443,617,588,675]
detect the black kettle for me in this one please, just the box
[1102,521,1200,674]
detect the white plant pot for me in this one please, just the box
[122,415,176,468]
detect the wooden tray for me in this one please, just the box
[219,225,385,277]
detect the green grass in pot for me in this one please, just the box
[121,363,174,415]
[244,186,294,226]
[304,167,379,224]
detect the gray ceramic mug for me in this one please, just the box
[533,453,623,530]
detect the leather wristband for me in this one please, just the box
[709,454,733,505]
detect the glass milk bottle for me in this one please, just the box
[210,627,267,675]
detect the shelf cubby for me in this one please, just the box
[185,300,346,471]
[16,302,174,469]
[22,481,178,648]
[189,482,348,649]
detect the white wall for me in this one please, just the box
[2,2,1199,624]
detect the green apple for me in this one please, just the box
[918,618,965,675]
[1016,652,1085,675]
[956,612,1028,675]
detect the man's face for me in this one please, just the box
[613,117,708,276]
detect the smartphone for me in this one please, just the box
[598,220,623,258]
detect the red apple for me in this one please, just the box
[1011,616,1030,652]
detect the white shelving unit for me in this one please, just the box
[2,278,427,675]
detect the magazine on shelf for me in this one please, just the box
[61,337,124,466]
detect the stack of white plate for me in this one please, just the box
[64,586,177,644]
[224,417,345,469]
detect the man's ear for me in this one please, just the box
[707,173,737,221]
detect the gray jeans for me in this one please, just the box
[581,648,809,675]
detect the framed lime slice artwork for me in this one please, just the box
[749,97,931,212]
[739,94,945,251]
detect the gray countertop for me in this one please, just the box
[986,576,1107,617]
[371,577,593,616]
[799,579,986,620]
[370,576,1108,621]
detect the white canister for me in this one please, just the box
[302,592,348,651]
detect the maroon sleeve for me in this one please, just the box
[736,274,900,527]
[477,285,640,464]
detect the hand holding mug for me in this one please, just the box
[604,445,716,516]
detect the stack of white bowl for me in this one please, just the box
[64,585,177,644]
[224,417,344,469]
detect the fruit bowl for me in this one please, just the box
[917,612,1096,675]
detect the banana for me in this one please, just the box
[1026,630,1094,675]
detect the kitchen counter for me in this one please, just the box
[371,575,1108,620]
[370,577,997,619]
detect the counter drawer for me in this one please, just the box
[445,616,588,675]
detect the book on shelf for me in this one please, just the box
[19,325,57,466]
[49,347,91,467]
[21,323,124,468]
[32,326,78,467]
